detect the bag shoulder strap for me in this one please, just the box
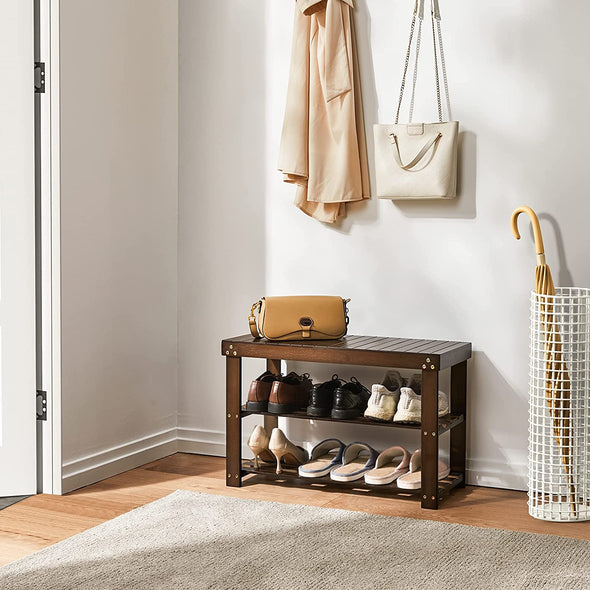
[248,301,262,339]
[395,0,452,124]
[433,0,452,121]
[395,0,422,125]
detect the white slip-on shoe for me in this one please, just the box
[393,387,450,424]
[396,449,451,490]
[364,384,400,422]
[364,446,410,485]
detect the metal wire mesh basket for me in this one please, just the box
[529,287,590,521]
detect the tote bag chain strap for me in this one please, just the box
[395,0,451,125]
[434,0,452,121]
[394,0,420,125]
[407,5,423,123]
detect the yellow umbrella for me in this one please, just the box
[511,206,576,516]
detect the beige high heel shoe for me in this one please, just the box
[268,428,308,474]
[247,425,274,470]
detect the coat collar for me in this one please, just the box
[298,0,354,17]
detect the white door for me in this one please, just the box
[0,0,37,495]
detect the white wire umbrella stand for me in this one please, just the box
[528,287,590,521]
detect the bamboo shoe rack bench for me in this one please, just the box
[221,334,471,509]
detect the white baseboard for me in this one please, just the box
[176,426,254,458]
[176,426,225,456]
[466,458,527,491]
[61,428,178,494]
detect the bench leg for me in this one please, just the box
[450,360,467,488]
[421,368,439,509]
[264,359,280,432]
[226,356,242,487]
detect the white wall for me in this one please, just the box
[177,0,268,455]
[179,0,590,491]
[59,0,179,491]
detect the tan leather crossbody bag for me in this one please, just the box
[248,296,350,341]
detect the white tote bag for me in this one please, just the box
[374,0,458,200]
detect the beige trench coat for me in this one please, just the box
[278,0,370,223]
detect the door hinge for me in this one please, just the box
[36,390,47,420]
[34,62,46,93]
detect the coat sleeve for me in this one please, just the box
[277,4,310,183]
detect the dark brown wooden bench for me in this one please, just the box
[222,334,471,509]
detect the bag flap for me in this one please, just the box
[261,296,346,339]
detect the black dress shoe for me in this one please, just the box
[331,377,371,420]
[307,375,344,417]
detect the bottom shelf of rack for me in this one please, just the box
[240,460,464,501]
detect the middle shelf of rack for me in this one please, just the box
[240,406,463,436]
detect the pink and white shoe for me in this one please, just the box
[396,450,450,490]
[364,446,410,485]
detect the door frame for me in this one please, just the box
[36,0,62,495]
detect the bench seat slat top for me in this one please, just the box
[221,334,471,370]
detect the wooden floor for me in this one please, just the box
[1,453,589,567]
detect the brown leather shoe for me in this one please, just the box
[246,371,281,412]
[268,372,313,414]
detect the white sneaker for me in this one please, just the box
[393,387,449,424]
[438,390,449,417]
[407,373,422,394]
[364,370,403,422]
[364,384,400,421]
[381,370,404,394]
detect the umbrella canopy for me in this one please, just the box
[511,206,576,516]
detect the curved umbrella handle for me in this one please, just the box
[511,206,546,256]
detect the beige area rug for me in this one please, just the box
[1,490,589,590]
